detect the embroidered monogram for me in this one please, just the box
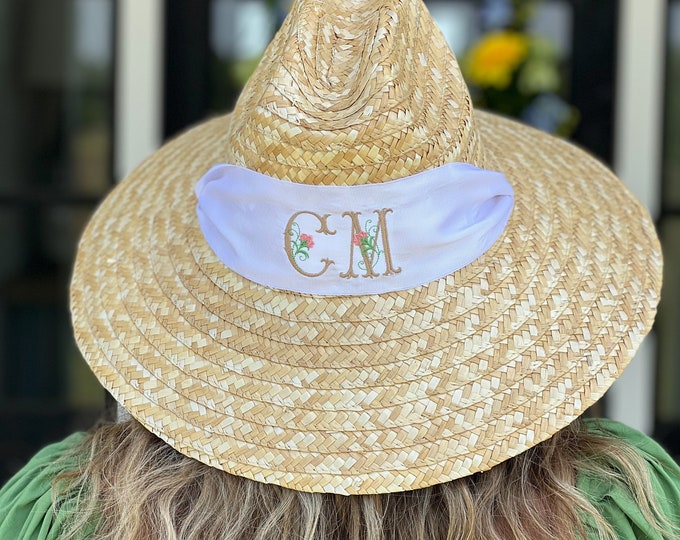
[285,212,336,278]
[340,210,401,279]
[285,209,401,280]
[195,162,514,296]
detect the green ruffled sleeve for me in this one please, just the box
[0,433,88,540]
[579,418,680,539]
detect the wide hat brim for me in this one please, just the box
[70,106,661,495]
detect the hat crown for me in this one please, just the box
[290,1,386,116]
[224,0,485,185]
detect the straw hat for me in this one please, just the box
[70,0,662,495]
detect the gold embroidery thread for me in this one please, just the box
[286,209,400,279]
[285,212,335,278]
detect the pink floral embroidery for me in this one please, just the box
[353,231,368,246]
[289,223,314,262]
[353,220,384,273]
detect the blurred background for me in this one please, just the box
[0,0,677,482]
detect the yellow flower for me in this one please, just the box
[465,31,529,90]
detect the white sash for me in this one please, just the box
[195,163,514,295]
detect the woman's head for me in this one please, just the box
[69,0,661,497]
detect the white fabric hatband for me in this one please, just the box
[195,163,514,296]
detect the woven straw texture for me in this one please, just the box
[71,0,662,495]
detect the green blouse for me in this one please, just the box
[1,419,679,539]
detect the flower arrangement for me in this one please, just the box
[462,0,578,136]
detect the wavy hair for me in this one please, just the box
[53,418,675,540]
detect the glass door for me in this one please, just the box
[0,0,113,482]
[656,0,680,458]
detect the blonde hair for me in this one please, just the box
[53,418,674,540]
